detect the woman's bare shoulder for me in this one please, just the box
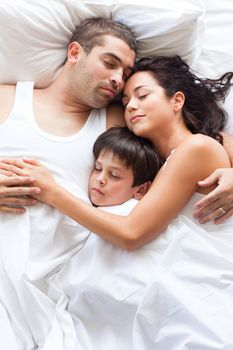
[174,133,230,171]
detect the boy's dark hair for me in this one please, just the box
[93,127,162,187]
[70,17,137,54]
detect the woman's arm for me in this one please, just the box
[0,136,229,249]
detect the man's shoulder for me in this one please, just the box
[0,84,17,105]
[106,103,126,128]
[0,84,16,123]
[0,84,16,95]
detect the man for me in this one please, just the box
[0,16,136,211]
[0,18,136,347]
[0,16,137,267]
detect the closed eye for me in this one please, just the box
[104,61,114,68]
[138,94,148,100]
[111,173,121,179]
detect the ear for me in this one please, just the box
[133,181,151,200]
[67,41,83,64]
[173,91,185,112]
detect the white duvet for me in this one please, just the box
[1,193,232,349]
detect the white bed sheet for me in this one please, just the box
[197,0,233,134]
[0,1,233,349]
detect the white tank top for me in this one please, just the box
[0,81,107,194]
[0,81,107,280]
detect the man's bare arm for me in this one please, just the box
[0,85,16,124]
[193,132,233,224]
[0,175,40,213]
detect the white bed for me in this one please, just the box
[0,1,233,349]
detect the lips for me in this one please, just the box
[130,115,145,123]
[91,188,104,195]
[100,87,117,98]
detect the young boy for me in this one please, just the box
[0,127,162,349]
[45,127,162,349]
[88,126,161,209]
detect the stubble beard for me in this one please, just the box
[90,87,114,109]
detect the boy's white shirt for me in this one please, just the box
[99,197,139,216]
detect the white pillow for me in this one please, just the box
[0,0,204,87]
[197,0,233,133]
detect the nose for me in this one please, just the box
[126,97,137,112]
[110,70,124,92]
[96,173,106,186]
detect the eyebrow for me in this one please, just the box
[96,159,124,171]
[122,85,147,99]
[104,52,134,74]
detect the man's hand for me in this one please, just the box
[0,174,40,213]
[0,158,56,204]
[193,168,233,224]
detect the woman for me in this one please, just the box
[1,55,233,250]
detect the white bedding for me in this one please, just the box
[196,0,233,134]
[47,195,233,350]
[1,195,233,349]
[1,1,233,349]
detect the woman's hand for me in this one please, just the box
[193,168,233,224]
[0,158,57,204]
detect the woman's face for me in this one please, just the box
[122,71,175,139]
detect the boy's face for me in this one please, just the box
[88,150,137,207]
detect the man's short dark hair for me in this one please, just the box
[93,127,162,187]
[70,17,137,54]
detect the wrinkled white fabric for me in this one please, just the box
[41,195,233,350]
[1,194,233,348]
[0,81,107,349]
[1,83,233,348]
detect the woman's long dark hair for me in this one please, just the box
[134,56,233,144]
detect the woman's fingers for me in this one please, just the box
[23,158,41,166]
